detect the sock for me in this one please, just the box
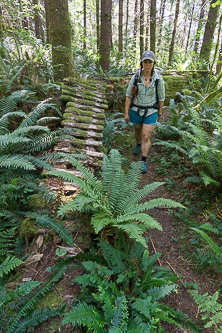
[142,156,147,162]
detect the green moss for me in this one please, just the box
[75,129,88,138]
[29,194,48,210]
[96,113,106,120]
[77,115,93,124]
[71,138,85,148]
[20,218,39,239]
[63,112,73,120]
[65,107,94,117]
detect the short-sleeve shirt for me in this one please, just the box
[126,70,165,116]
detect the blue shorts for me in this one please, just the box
[129,109,158,125]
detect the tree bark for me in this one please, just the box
[216,39,222,73]
[33,0,40,39]
[99,0,112,72]
[140,0,144,57]
[44,0,50,43]
[133,0,138,47]
[118,0,123,56]
[157,0,166,46]
[168,0,180,66]
[83,0,86,49]
[96,0,100,52]
[145,0,150,50]
[48,0,74,81]
[185,1,195,54]
[194,0,206,53]
[199,0,221,61]
[125,0,129,52]
[150,0,156,52]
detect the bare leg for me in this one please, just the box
[133,124,142,144]
[141,124,156,157]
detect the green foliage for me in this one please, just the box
[0,255,23,278]
[189,289,222,330]
[154,98,222,187]
[48,149,185,247]
[26,212,74,248]
[62,239,198,332]
[0,269,66,333]
[102,112,132,151]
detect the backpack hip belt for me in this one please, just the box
[132,103,160,118]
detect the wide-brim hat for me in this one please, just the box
[141,50,155,62]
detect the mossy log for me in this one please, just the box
[66,102,104,114]
[61,87,107,105]
[62,121,104,131]
[64,106,106,119]
[63,113,105,125]
[61,95,108,109]
[62,77,106,93]
[60,84,106,102]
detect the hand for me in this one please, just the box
[125,114,129,123]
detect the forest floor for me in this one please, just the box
[15,111,221,333]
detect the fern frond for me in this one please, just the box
[147,284,176,301]
[99,240,126,274]
[110,296,128,333]
[47,169,102,199]
[191,228,222,261]
[189,289,222,329]
[92,212,115,233]
[58,153,103,194]
[127,198,185,214]
[19,99,58,128]
[116,224,147,247]
[25,212,74,247]
[121,182,165,213]
[16,305,66,333]
[117,213,162,231]
[0,155,36,170]
[62,302,103,326]
[0,256,23,277]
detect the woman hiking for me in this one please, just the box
[125,50,165,173]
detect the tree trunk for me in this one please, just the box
[33,0,40,39]
[185,1,195,54]
[83,0,86,49]
[133,0,138,47]
[48,0,74,81]
[0,4,4,58]
[145,0,150,50]
[118,0,123,56]
[140,0,144,56]
[99,0,112,72]
[168,0,180,66]
[150,0,156,52]
[199,0,221,61]
[125,0,129,52]
[96,0,100,52]
[216,39,222,73]
[194,0,206,53]
[44,0,50,43]
[157,0,166,46]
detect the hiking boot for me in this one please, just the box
[133,144,141,155]
[141,161,148,174]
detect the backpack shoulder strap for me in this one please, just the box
[155,78,159,103]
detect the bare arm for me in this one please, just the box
[125,96,132,123]
[158,101,164,121]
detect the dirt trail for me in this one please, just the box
[132,141,217,333]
